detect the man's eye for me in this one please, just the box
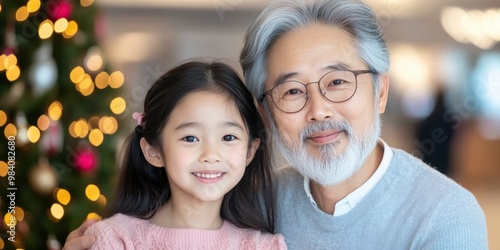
[222,135,236,141]
[287,89,302,95]
[182,136,199,142]
[330,79,346,86]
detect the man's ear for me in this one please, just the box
[376,74,390,114]
[140,137,164,168]
[246,138,261,166]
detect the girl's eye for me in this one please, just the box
[222,135,236,141]
[182,136,199,142]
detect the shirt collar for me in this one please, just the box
[303,139,393,216]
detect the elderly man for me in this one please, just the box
[64,0,487,249]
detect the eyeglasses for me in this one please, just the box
[260,69,373,113]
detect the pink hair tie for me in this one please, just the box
[132,112,144,126]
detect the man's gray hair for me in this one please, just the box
[240,0,390,99]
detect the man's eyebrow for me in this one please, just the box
[323,63,351,71]
[271,63,352,87]
[272,72,298,87]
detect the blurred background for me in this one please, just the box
[0,0,499,249]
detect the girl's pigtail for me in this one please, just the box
[104,123,170,219]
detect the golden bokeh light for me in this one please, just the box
[80,80,95,96]
[4,123,17,138]
[87,213,101,220]
[6,65,21,82]
[87,212,101,220]
[3,213,16,227]
[70,66,85,84]
[0,54,6,71]
[4,54,17,70]
[39,19,54,39]
[68,121,77,138]
[0,161,7,177]
[81,0,94,7]
[99,116,118,134]
[50,203,64,219]
[85,184,100,201]
[95,72,109,89]
[48,101,63,121]
[86,54,103,72]
[109,71,125,88]
[78,78,92,90]
[37,115,50,131]
[63,21,78,38]
[15,6,29,22]
[14,207,25,221]
[27,0,41,13]
[27,126,41,143]
[56,189,71,205]
[54,18,69,33]
[0,110,7,127]
[76,119,89,138]
[89,129,103,146]
[97,194,107,207]
[110,97,126,114]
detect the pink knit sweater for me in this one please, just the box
[84,213,287,249]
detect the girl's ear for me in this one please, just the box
[140,137,164,168]
[245,138,261,166]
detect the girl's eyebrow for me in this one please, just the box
[175,122,199,131]
[175,121,244,131]
[224,121,245,131]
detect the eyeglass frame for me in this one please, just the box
[260,69,375,113]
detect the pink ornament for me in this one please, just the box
[48,1,73,21]
[74,150,97,172]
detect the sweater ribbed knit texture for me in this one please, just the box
[85,214,286,249]
[275,148,488,250]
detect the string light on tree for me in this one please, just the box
[49,203,65,221]
[85,184,100,201]
[2,54,21,82]
[0,110,7,127]
[110,97,126,115]
[55,188,71,205]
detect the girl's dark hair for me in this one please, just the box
[105,60,276,233]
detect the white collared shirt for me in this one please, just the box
[303,139,393,216]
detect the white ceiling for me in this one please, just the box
[96,0,500,17]
[97,0,271,10]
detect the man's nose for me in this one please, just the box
[305,84,334,122]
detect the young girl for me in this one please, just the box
[84,60,286,249]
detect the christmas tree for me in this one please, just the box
[0,0,125,248]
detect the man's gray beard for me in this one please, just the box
[270,114,381,186]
